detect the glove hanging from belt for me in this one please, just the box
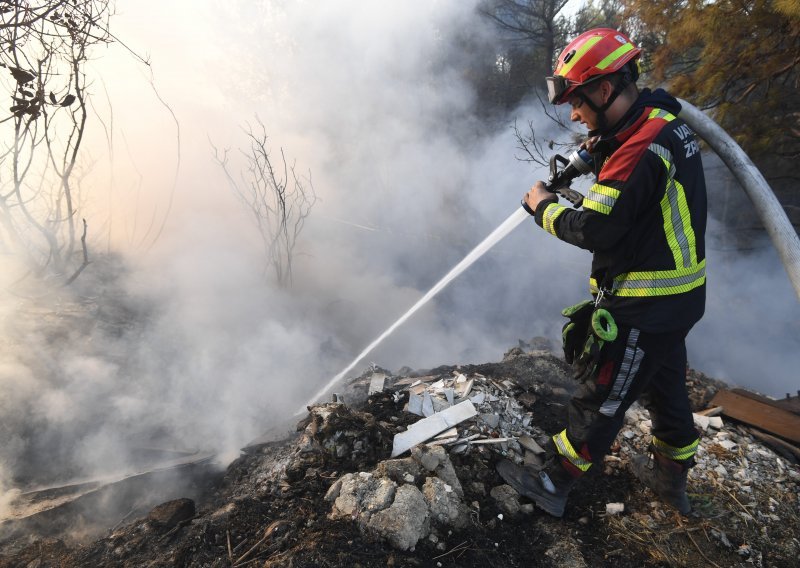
[561,300,594,364]
[561,300,618,369]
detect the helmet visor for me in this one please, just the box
[546,75,571,104]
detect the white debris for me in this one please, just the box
[469,392,486,405]
[435,427,458,440]
[456,378,474,398]
[396,372,552,464]
[693,413,711,431]
[368,372,386,395]
[392,401,478,457]
[408,392,423,416]
[606,503,625,515]
[422,391,435,417]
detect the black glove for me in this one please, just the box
[561,300,594,364]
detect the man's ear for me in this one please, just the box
[599,79,614,104]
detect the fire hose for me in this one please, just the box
[678,99,800,302]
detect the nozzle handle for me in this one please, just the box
[555,187,585,208]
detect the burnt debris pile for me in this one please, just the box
[1,345,799,567]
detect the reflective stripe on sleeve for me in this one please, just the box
[583,183,621,215]
[542,202,568,236]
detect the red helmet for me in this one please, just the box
[546,28,641,105]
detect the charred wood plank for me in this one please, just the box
[710,389,800,444]
[731,388,800,416]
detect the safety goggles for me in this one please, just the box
[546,75,571,104]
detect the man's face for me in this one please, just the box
[567,82,606,132]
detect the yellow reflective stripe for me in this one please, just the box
[649,143,698,269]
[648,108,676,122]
[665,176,698,266]
[553,430,592,472]
[589,278,599,294]
[584,183,620,215]
[596,42,635,70]
[611,259,706,297]
[558,35,603,76]
[542,202,567,236]
[653,436,699,461]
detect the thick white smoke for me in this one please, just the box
[0,0,796,519]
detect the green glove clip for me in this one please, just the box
[561,301,618,367]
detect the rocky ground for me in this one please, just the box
[1,345,798,567]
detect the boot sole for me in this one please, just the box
[496,459,566,518]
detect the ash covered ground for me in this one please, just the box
[2,345,798,567]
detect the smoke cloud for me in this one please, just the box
[1,0,797,519]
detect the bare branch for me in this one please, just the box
[212,120,316,287]
[0,1,118,285]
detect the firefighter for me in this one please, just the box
[497,28,706,517]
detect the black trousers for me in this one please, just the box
[559,325,699,472]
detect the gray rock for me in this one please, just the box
[367,484,431,551]
[489,484,521,516]
[422,477,468,529]
[147,498,195,530]
[518,435,546,454]
[412,445,446,471]
[324,477,344,502]
[480,413,500,428]
[329,473,369,518]
[329,472,396,520]
[470,482,486,496]
[410,445,463,498]
[544,539,588,568]
[435,459,464,499]
[711,528,733,548]
[374,458,423,484]
[363,478,398,513]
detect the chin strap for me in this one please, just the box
[577,65,637,136]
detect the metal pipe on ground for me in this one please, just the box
[678,98,800,301]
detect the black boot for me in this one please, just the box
[630,448,692,514]
[496,456,577,518]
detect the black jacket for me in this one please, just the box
[535,89,707,332]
